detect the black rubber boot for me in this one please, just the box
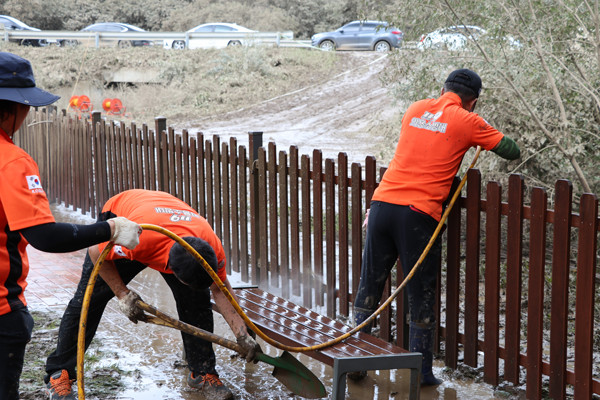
[353,306,374,334]
[409,321,443,386]
[347,307,374,381]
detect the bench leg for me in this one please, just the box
[332,353,422,400]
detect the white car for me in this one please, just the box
[417,25,485,51]
[417,25,522,51]
[163,23,257,50]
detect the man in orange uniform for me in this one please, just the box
[44,189,260,400]
[353,69,520,385]
[0,52,141,400]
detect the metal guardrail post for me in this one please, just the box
[155,116,167,191]
[249,131,263,286]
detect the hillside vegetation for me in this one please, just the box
[3,0,600,196]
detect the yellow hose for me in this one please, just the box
[77,147,481,398]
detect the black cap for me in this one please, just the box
[445,68,482,98]
[0,52,60,106]
[168,237,218,289]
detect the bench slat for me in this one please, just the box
[232,288,408,366]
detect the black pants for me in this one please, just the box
[354,201,441,324]
[0,308,34,400]
[44,252,216,383]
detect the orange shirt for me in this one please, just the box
[0,128,55,315]
[97,189,227,283]
[372,92,504,221]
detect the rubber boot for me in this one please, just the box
[353,306,373,334]
[409,321,443,386]
[347,306,374,381]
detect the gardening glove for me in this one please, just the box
[109,217,142,249]
[236,334,262,363]
[118,290,148,324]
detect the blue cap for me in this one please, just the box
[0,52,60,106]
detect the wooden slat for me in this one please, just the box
[464,169,481,366]
[238,146,249,282]
[221,141,231,274]
[325,159,336,318]
[125,124,134,190]
[197,133,206,216]
[213,136,222,240]
[301,154,312,308]
[484,181,502,385]
[229,138,240,274]
[312,150,323,306]
[205,140,214,226]
[258,148,269,288]
[189,137,198,211]
[526,187,547,400]
[175,133,183,199]
[180,130,189,202]
[159,130,169,193]
[278,151,290,298]
[338,153,349,316]
[268,143,279,288]
[289,147,300,296]
[505,174,524,384]
[134,123,143,190]
[574,193,597,398]
[445,189,461,368]
[168,127,176,195]
[350,163,363,298]
[549,180,572,400]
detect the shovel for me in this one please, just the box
[137,300,327,399]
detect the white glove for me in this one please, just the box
[118,290,147,324]
[109,217,142,249]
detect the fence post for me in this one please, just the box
[155,116,167,191]
[249,131,263,286]
[91,111,105,212]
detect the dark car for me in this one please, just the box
[0,15,47,46]
[79,22,153,48]
[311,20,403,52]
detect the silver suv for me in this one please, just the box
[311,20,403,52]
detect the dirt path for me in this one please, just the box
[176,51,399,164]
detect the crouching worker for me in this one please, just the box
[44,189,261,400]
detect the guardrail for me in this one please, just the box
[0,29,312,49]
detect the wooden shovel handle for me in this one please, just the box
[137,300,244,354]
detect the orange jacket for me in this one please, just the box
[372,92,504,221]
[0,128,55,315]
[97,189,227,283]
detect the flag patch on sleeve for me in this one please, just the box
[26,175,43,190]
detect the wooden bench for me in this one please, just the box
[229,288,422,399]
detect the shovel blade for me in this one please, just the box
[264,351,326,399]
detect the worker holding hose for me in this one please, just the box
[0,52,141,400]
[352,69,520,385]
[44,189,260,400]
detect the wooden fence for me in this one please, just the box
[18,108,599,399]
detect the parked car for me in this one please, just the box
[417,25,521,51]
[77,22,153,48]
[163,23,257,50]
[0,15,47,46]
[311,21,403,52]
